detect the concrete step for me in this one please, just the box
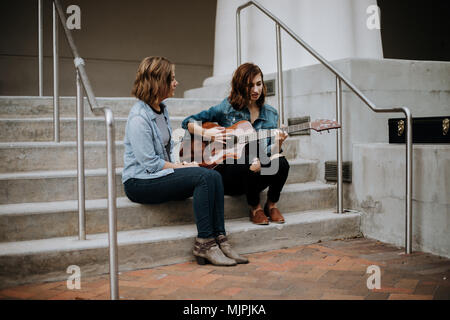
[0,141,124,173]
[0,117,184,142]
[0,168,125,204]
[184,76,231,99]
[0,181,336,242]
[0,96,222,118]
[0,159,317,205]
[0,209,361,289]
[0,137,301,173]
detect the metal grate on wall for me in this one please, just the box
[287,116,311,136]
[325,161,352,183]
[265,79,276,96]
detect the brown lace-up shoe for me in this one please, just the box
[193,237,237,266]
[264,204,285,224]
[216,235,249,264]
[249,208,269,225]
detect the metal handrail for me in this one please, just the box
[38,0,43,97]
[50,0,119,299]
[236,0,413,254]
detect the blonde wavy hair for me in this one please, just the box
[131,56,174,107]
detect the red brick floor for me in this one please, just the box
[1,237,449,300]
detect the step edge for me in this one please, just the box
[0,116,186,122]
[0,167,124,180]
[0,182,335,215]
[0,158,315,180]
[0,209,361,256]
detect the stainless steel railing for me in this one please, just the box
[38,0,43,97]
[52,1,60,142]
[38,0,119,299]
[236,0,413,254]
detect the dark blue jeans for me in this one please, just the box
[123,167,225,239]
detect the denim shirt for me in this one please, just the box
[181,98,279,156]
[122,100,174,183]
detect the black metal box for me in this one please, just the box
[388,116,450,144]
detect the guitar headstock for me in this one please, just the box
[310,119,341,132]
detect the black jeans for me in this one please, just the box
[215,156,290,207]
[124,167,225,239]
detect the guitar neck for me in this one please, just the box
[242,122,310,143]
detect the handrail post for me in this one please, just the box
[76,69,86,240]
[104,109,119,300]
[236,9,241,66]
[336,77,344,213]
[404,109,413,254]
[53,0,119,298]
[38,0,43,96]
[53,1,60,142]
[275,23,285,127]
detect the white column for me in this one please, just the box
[211,0,383,81]
[352,0,383,59]
[296,0,356,67]
[212,0,246,77]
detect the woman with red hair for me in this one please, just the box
[182,63,290,225]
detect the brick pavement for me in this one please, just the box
[1,237,449,300]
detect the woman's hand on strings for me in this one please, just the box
[203,127,228,144]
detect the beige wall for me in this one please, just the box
[0,0,217,97]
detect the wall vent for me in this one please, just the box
[325,161,352,183]
[265,79,275,96]
[287,116,311,136]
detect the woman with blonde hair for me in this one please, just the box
[123,56,248,266]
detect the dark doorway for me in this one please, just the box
[378,0,450,61]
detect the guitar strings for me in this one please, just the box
[239,122,310,144]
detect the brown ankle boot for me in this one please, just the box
[216,235,249,264]
[249,208,269,225]
[193,237,237,266]
[264,203,285,224]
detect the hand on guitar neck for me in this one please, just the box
[272,127,289,154]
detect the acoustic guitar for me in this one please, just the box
[179,119,340,169]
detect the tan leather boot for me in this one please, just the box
[264,203,285,224]
[249,208,269,225]
[193,237,237,266]
[216,235,249,264]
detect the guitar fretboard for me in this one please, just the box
[238,122,310,144]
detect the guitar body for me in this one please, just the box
[178,118,340,169]
[179,121,255,169]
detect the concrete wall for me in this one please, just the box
[185,58,450,181]
[282,58,450,177]
[0,0,217,97]
[351,144,450,258]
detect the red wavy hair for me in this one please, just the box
[228,63,267,110]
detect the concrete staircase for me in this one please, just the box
[0,96,362,289]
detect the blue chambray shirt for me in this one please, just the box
[122,100,174,183]
[181,98,279,156]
